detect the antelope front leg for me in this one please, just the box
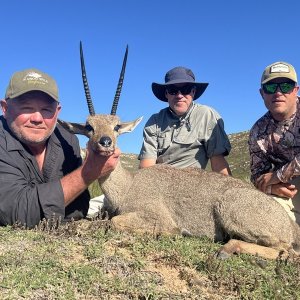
[111,212,181,236]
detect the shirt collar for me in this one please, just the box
[0,116,60,152]
[168,102,195,121]
[0,116,24,152]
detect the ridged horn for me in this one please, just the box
[111,45,128,115]
[80,41,95,116]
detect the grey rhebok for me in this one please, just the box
[58,42,300,260]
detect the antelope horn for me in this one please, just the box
[111,45,128,115]
[80,41,95,116]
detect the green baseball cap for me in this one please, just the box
[261,61,297,84]
[5,68,59,101]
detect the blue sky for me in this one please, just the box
[1,0,299,154]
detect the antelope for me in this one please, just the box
[58,42,300,260]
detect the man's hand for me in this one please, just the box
[210,155,232,176]
[256,172,281,193]
[61,146,120,206]
[271,183,297,199]
[256,172,297,198]
[83,143,121,183]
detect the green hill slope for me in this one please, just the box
[227,131,250,179]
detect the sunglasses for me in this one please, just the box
[262,82,295,94]
[166,85,195,96]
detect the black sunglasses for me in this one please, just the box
[262,82,295,94]
[166,85,195,96]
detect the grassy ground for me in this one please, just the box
[1,220,300,299]
[3,132,299,299]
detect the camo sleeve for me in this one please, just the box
[276,156,300,183]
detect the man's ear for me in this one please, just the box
[192,87,196,98]
[0,100,8,116]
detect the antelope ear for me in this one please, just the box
[118,116,143,134]
[57,119,92,138]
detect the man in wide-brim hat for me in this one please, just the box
[138,66,232,175]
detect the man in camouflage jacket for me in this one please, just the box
[249,61,300,223]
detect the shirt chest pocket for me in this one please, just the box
[157,126,201,154]
[157,132,172,155]
[172,126,200,145]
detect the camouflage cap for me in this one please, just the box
[5,68,59,101]
[261,62,297,84]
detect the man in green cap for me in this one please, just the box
[249,61,300,223]
[0,68,119,227]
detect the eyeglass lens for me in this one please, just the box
[263,82,295,94]
[166,85,194,95]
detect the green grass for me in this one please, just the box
[3,131,299,299]
[1,222,300,299]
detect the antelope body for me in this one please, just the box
[58,43,300,260]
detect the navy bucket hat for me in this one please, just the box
[151,66,209,102]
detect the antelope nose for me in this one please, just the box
[99,136,112,148]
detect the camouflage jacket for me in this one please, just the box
[248,97,300,186]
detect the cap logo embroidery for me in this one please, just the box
[270,63,290,74]
[22,72,48,85]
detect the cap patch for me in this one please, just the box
[23,72,49,85]
[270,63,290,74]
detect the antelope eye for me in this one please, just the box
[114,125,121,132]
[85,124,94,132]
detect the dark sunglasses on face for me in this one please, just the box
[166,85,195,96]
[262,82,296,94]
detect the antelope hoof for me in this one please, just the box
[215,250,232,260]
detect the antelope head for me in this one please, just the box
[58,42,143,156]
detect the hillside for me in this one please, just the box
[121,130,250,180]
[226,131,250,179]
